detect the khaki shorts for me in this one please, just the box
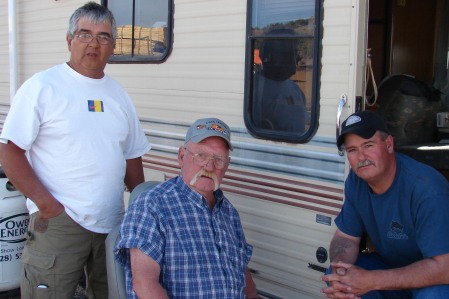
[20,211,108,299]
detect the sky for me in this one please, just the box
[107,0,314,29]
[252,0,315,28]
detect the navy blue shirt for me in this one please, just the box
[336,153,449,268]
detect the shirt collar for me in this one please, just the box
[176,176,225,209]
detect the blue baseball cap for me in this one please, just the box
[185,118,233,150]
[337,110,390,149]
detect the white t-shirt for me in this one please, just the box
[1,63,151,233]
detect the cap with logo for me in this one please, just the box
[185,118,233,150]
[337,110,390,149]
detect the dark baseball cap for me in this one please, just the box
[185,118,233,150]
[337,110,390,149]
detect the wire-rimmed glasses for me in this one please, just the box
[184,147,229,170]
[75,33,113,45]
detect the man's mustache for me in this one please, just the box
[189,169,219,191]
[357,160,374,168]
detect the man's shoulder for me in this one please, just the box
[156,177,179,193]
[397,152,447,182]
[22,64,65,84]
[136,177,181,203]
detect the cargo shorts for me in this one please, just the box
[20,211,108,299]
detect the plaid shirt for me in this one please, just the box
[115,176,253,298]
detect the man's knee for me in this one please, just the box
[412,284,449,298]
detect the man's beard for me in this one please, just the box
[189,169,219,191]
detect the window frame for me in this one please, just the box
[243,0,323,143]
[103,0,174,63]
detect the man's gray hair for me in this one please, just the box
[378,131,389,141]
[67,2,117,40]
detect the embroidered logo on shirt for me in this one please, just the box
[88,100,104,112]
[387,220,409,240]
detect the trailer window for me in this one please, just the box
[244,0,322,143]
[103,0,173,63]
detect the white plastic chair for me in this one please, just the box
[105,181,161,299]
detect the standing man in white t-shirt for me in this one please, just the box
[0,2,150,299]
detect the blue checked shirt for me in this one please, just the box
[115,176,253,298]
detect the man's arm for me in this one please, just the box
[0,141,63,219]
[245,268,259,299]
[323,253,449,297]
[367,252,449,291]
[329,228,360,265]
[130,248,168,299]
[321,229,361,298]
[323,229,449,297]
[124,157,145,192]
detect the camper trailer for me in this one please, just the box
[1,0,448,298]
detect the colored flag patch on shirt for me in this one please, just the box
[88,100,104,112]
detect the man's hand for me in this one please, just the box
[0,141,64,220]
[322,261,374,298]
[38,202,65,220]
[321,264,357,298]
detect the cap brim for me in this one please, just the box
[190,135,233,151]
[337,127,377,148]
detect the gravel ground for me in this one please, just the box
[74,284,88,299]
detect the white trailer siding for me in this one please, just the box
[0,1,11,103]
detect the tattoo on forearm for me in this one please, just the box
[330,237,354,261]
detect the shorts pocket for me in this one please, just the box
[22,247,55,269]
[21,247,56,299]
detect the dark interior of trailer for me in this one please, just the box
[368,0,449,179]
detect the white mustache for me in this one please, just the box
[189,169,219,191]
[357,160,373,168]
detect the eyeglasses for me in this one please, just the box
[75,33,113,45]
[184,147,229,170]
